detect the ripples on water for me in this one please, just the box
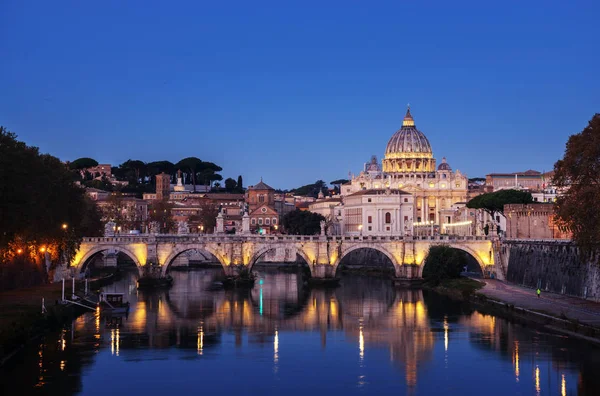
[2,268,600,395]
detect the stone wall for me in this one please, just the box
[503,240,600,301]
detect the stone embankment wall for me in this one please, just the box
[501,240,600,301]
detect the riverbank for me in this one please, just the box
[422,277,485,300]
[472,279,600,343]
[0,274,116,365]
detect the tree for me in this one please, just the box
[282,210,325,235]
[188,199,219,233]
[198,161,223,187]
[0,127,103,288]
[148,199,175,234]
[422,245,468,285]
[224,177,237,192]
[291,180,328,198]
[147,161,175,183]
[237,175,243,190]
[553,114,600,247]
[119,159,147,184]
[69,157,98,170]
[176,157,203,192]
[467,189,533,219]
[330,179,349,186]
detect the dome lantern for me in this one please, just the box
[382,106,436,174]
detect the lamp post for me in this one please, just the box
[430,220,434,237]
[358,224,363,237]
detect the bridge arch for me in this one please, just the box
[161,245,226,275]
[333,244,399,276]
[75,245,144,275]
[417,243,487,278]
[248,245,313,275]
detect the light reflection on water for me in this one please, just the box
[2,268,600,395]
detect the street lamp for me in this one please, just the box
[358,224,363,237]
[430,220,434,237]
[62,223,68,230]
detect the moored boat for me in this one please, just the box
[99,293,130,314]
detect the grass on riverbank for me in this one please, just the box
[424,277,485,300]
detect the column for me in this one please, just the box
[435,198,440,225]
[424,197,429,222]
[421,197,425,222]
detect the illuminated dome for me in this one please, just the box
[385,108,432,156]
[382,107,436,174]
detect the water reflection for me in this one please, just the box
[2,268,600,395]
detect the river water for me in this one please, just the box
[2,268,600,395]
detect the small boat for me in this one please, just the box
[99,293,130,314]
[137,275,174,289]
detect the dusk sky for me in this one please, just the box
[2,0,599,189]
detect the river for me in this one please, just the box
[2,268,599,395]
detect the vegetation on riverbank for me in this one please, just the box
[0,275,114,364]
[423,277,485,300]
[0,126,103,290]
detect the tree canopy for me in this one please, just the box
[291,180,328,198]
[330,179,349,186]
[282,210,325,235]
[69,157,98,170]
[553,114,600,247]
[0,127,103,287]
[422,245,468,285]
[466,189,533,218]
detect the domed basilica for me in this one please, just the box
[340,107,468,232]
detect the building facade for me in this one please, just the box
[343,189,414,236]
[338,107,468,234]
[246,180,280,234]
[504,203,571,240]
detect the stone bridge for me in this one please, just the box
[72,234,497,280]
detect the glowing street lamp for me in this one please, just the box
[62,223,68,230]
[358,224,363,236]
[40,247,46,253]
[17,248,23,254]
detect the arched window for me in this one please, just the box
[385,212,391,224]
[272,218,277,225]
[259,195,265,203]
[258,218,263,225]
[251,218,256,225]
[265,218,270,225]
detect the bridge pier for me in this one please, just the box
[311,264,337,279]
[392,264,423,286]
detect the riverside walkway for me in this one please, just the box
[479,280,600,328]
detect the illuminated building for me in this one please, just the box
[339,107,469,233]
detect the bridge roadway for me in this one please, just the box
[73,234,497,280]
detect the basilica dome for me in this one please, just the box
[382,107,436,174]
[437,157,451,171]
[384,108,432,157]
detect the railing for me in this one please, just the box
[82,234,492,243]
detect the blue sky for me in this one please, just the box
[2,0,599,189]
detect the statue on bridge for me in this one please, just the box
[149,221,160,235]
[320,220,326,236]
[104,221,116,237]
[177,221,189,235]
